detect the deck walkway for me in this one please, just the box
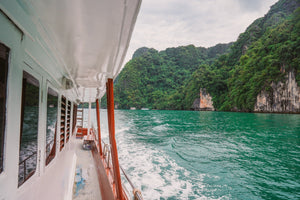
[73,139,101,200]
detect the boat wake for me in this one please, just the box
[111,110,220,200]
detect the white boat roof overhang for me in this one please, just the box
[25,0,141,102]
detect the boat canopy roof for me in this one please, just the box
[0,0,141,102]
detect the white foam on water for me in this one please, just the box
[152,124,170,132]
[96,110,202,199]
[117,131,205,199]
[97,110,230,199]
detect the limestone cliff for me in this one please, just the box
[254,70,300,113]
[191,98,200,110]
[192,88,215,111]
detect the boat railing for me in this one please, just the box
[120,165,143,200]
[100,139,143,200]
[18,151,37,186]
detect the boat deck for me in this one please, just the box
[73,138,102,200]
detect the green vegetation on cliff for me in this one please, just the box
[107,44,232,110]
[188,0,300,111]
[224,8,300,111]
[103,0,300,111]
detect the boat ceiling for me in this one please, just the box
[1,0,141,102]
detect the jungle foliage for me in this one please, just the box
[107,44,231,110]
[102,0,300,111]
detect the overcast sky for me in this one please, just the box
[124,0,278,63]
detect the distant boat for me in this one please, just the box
[130,107,137,110]
[141,108,150,110]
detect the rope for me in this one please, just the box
[102,141,143,200]
[133,188,143,200]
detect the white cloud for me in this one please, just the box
[124,0,278,63]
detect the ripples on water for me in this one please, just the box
[97,110,300,200]
[19,106,299,198]
[22,108,300,198]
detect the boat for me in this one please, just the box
[0,0,142,199]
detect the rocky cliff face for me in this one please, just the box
[192,88,215,111]
[191,98,200,110]
[254,70,300,113]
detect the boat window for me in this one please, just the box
[18,71,39,186]
[60,96,66,151]
[45,87,58,166]
[0,44,9,174]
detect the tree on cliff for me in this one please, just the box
[104,44,231,110]
[182,0,300,111]
[102,0,300,112]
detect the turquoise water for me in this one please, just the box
[97,110,300,199]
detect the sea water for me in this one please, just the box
[95,110,300,200]
[23,109,300,199]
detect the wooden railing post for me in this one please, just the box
[96,99,103,156]
[106,78,123,200]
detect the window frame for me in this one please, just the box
[0,43,9,174]
[45,85,59,166]
[18,70,40,187]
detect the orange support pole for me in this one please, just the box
[96,99,103,156]
[106,78,124,200]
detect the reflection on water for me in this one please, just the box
[19,106,38,184]
[19,105,58,182]
[46,106,57,161]
[19,107,300,199]
[18,72,39,185]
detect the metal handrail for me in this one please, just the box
[100,139,144,200]
[18,151,37,186]
[120,166,143,200]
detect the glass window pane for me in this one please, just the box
[18,71,39,186]
[0,44,9,174]
[46,87,58,165]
